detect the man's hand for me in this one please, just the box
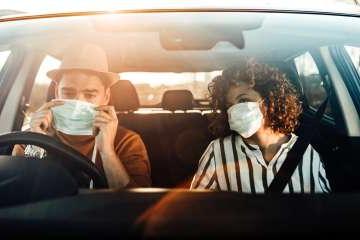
[93,105,118,154]
[29,100,64,135]
[94,106,130,188]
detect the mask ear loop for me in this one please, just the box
[89,141,98,189]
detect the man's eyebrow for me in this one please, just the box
[61,87,76,91]
[82,89,99,93]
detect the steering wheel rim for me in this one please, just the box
[0,131,108,188]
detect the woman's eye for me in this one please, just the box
[237,98,255,103]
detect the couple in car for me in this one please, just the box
[14,43,331,193]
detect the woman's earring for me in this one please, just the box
[249,79,256,88]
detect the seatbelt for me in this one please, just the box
[89,141,98,189]
[266,96,330,194]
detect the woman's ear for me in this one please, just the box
[259,99,268,120]
[259,99,266,110]
[249,78,256,88]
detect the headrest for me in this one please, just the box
[162,90,194,111]
[109,80,140,112]
[46,80,140,112]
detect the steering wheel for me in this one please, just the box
[0,131,108,188]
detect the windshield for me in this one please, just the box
[0,12,358,111]
[1,9,360,218]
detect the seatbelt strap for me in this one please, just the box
[266,96,329,194]
[89,142,98,189]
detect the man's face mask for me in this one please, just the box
[51,99,96,135]
[227,101,263,138]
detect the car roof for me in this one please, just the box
[0,0,359,21]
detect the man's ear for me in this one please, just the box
[54,83,60,99]
[104,87,111,105]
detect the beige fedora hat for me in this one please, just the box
[47,43,118,86]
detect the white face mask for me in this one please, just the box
[227,102,263,138]
[51,99,96,135]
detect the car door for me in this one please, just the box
[289,48,360,193]
[323,45,360,192]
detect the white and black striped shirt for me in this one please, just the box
[190,134,331,193]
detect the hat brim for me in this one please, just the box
[47,68,119,87]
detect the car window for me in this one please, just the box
[294,52,332,117]
[121,71,221,106]
[0,50,10,73]
[24,55,61,127]
[345,45,360,75]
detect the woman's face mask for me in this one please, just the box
[227,101,263,138]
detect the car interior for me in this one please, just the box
[0,11,360,237]
[42,59,359,193]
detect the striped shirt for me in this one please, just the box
[190,134,331,193]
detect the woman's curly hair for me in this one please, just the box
[209,58,302,137]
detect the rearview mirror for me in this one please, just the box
[159,27,245,50]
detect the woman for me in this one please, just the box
[190,59,330,193]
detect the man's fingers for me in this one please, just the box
[30,110,52,128]
[30,126,47,135]
[93,122,107,129]
[95,111,113,121]
[95,105,117,118]
[93,120,109,125]
[38,100,64,111]
[95,105,114,111]
[30,118,50,131]
[31,110,51,118]
[93,116,113,124]
[30,116,49,126]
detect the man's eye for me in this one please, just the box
[85,94,95,99]
[63,92,76,98]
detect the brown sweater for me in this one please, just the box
[13,126,151,188]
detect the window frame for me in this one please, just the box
[0,49,11,73]
[0,47,26,115]
[292,50,335,124]
[344,45,360,79]
[330,46,360,117]
[11,51,46,131]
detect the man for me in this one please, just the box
[13,43,151,189]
